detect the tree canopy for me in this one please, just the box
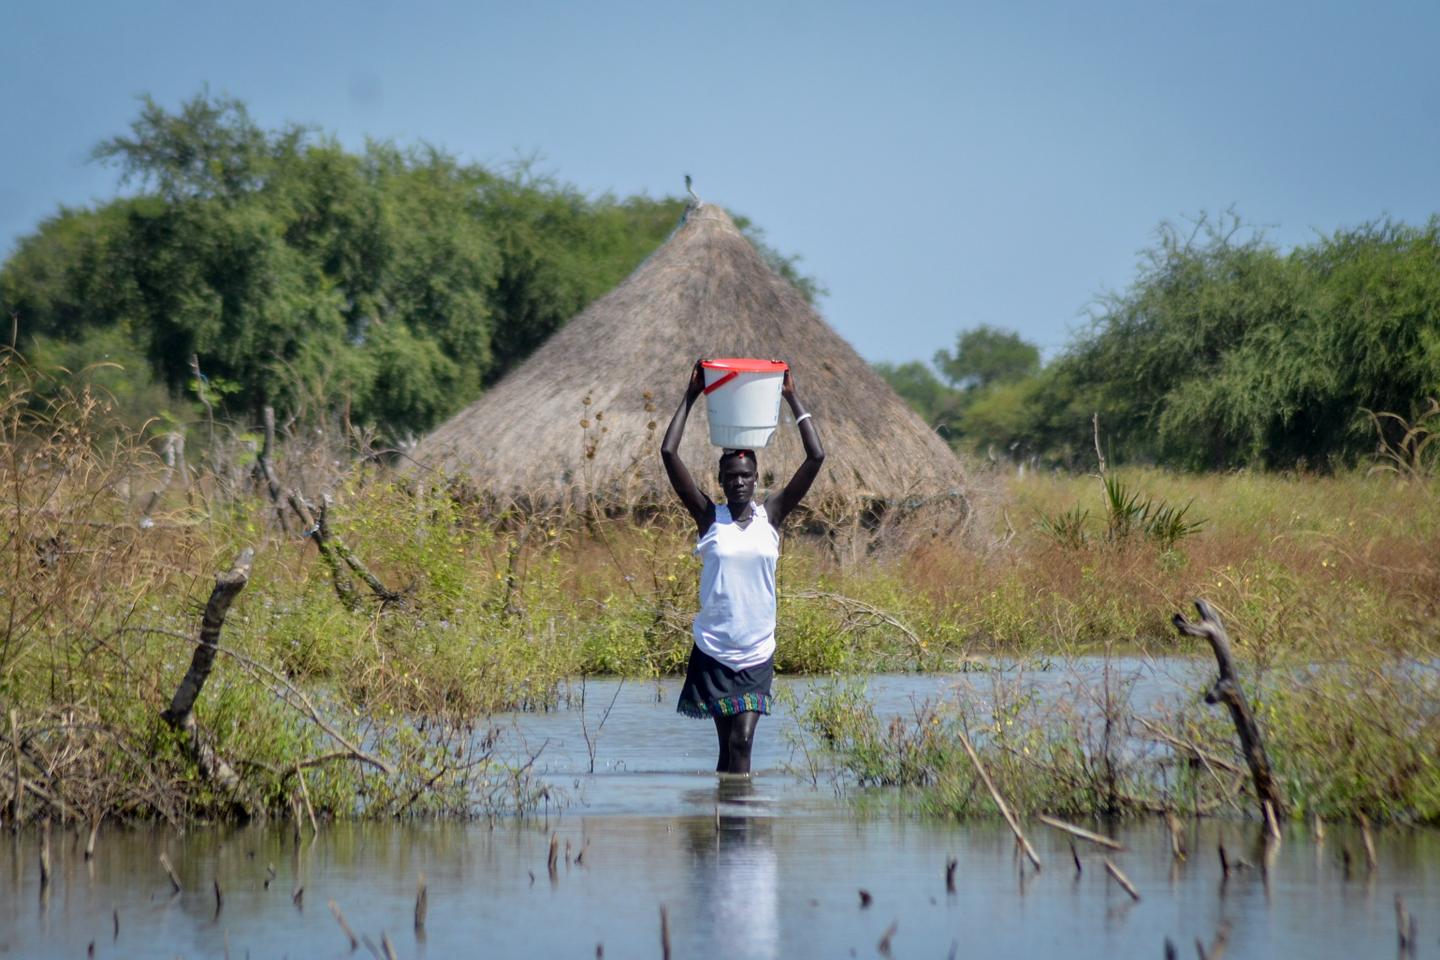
[2,93,819,439]
[890,212,1440,471]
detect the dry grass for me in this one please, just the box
[3,349,1436,826]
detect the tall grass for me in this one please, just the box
[2,353,1436,823]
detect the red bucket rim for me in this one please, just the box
[700,358,789,373]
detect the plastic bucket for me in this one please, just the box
[701,358,788,449]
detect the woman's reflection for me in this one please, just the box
[680,777,780,958]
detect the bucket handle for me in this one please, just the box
[702,371,739,395]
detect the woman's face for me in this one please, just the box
[718,456,758,506]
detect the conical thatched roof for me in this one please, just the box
[414,203,967,505]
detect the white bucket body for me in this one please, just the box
[701,359,787,449]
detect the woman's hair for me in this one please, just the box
[718,448,758,471]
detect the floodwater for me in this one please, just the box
[3,661,1436,959]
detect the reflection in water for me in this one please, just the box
[680,777,779,960]
[4,670,1440,959]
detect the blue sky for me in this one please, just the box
[3,1,1438,367]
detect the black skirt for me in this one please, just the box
[676,645,774,719]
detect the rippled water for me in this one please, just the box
[3,661,1435,959]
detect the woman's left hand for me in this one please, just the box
[781,368,796,398]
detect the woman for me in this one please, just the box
[661,359,826,774]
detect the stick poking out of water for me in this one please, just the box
[1036,814,1123,850]
[877,920,898,958]
[1358,813,1377,871]
[159,852,181,894]
[328,898,359,951]
[415,872,428,934]
[945,857,957,893]
[955,727,1041,871]
[1196,921,1230,960]
[1103,859,1141,901]
[85,817,101,861]
[659,904,672,960]
[1164,811,1186,862]
[1396,894,1418,956]
[38,818,51,889]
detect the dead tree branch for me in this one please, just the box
[287,491,360,609]
[253,406,289,533]
[287,491,401,607]
[161,548,254,811]
[1172,599,1283,820]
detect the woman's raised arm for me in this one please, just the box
[661,359,714,533]
[766,369,826,528]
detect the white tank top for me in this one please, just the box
[692,502,779,669]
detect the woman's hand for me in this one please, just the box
[686,359,706,401]
[781,368,796,399]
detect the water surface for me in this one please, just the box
[3,662,1433,959]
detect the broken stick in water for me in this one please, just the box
[38,818,51,889]
[1173,600,1284,821]
[328,898,359,951]
[1263,800,1282,843]
[1396,894,1417,956]
[1196,921,1230,960]
[1164,811,1186,861]
[1358,813,1377,871]
[415,871,428,934]
[956,727,1041,871]
[659,904,672,960]
[945,857,957,893]
[159,852,181,894]
[1103,859,1141,901]
[1036,814,1123,850]
[877,919,898,958]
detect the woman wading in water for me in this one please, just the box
[661,360,826,774]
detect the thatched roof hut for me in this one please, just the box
[414,203,968,508]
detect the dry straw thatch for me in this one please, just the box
[414,203,969,515]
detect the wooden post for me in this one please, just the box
[1172,599,1283,820]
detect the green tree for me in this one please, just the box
[872,360,960,436]
[934,324,1041,393]
[2,92,822,440]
